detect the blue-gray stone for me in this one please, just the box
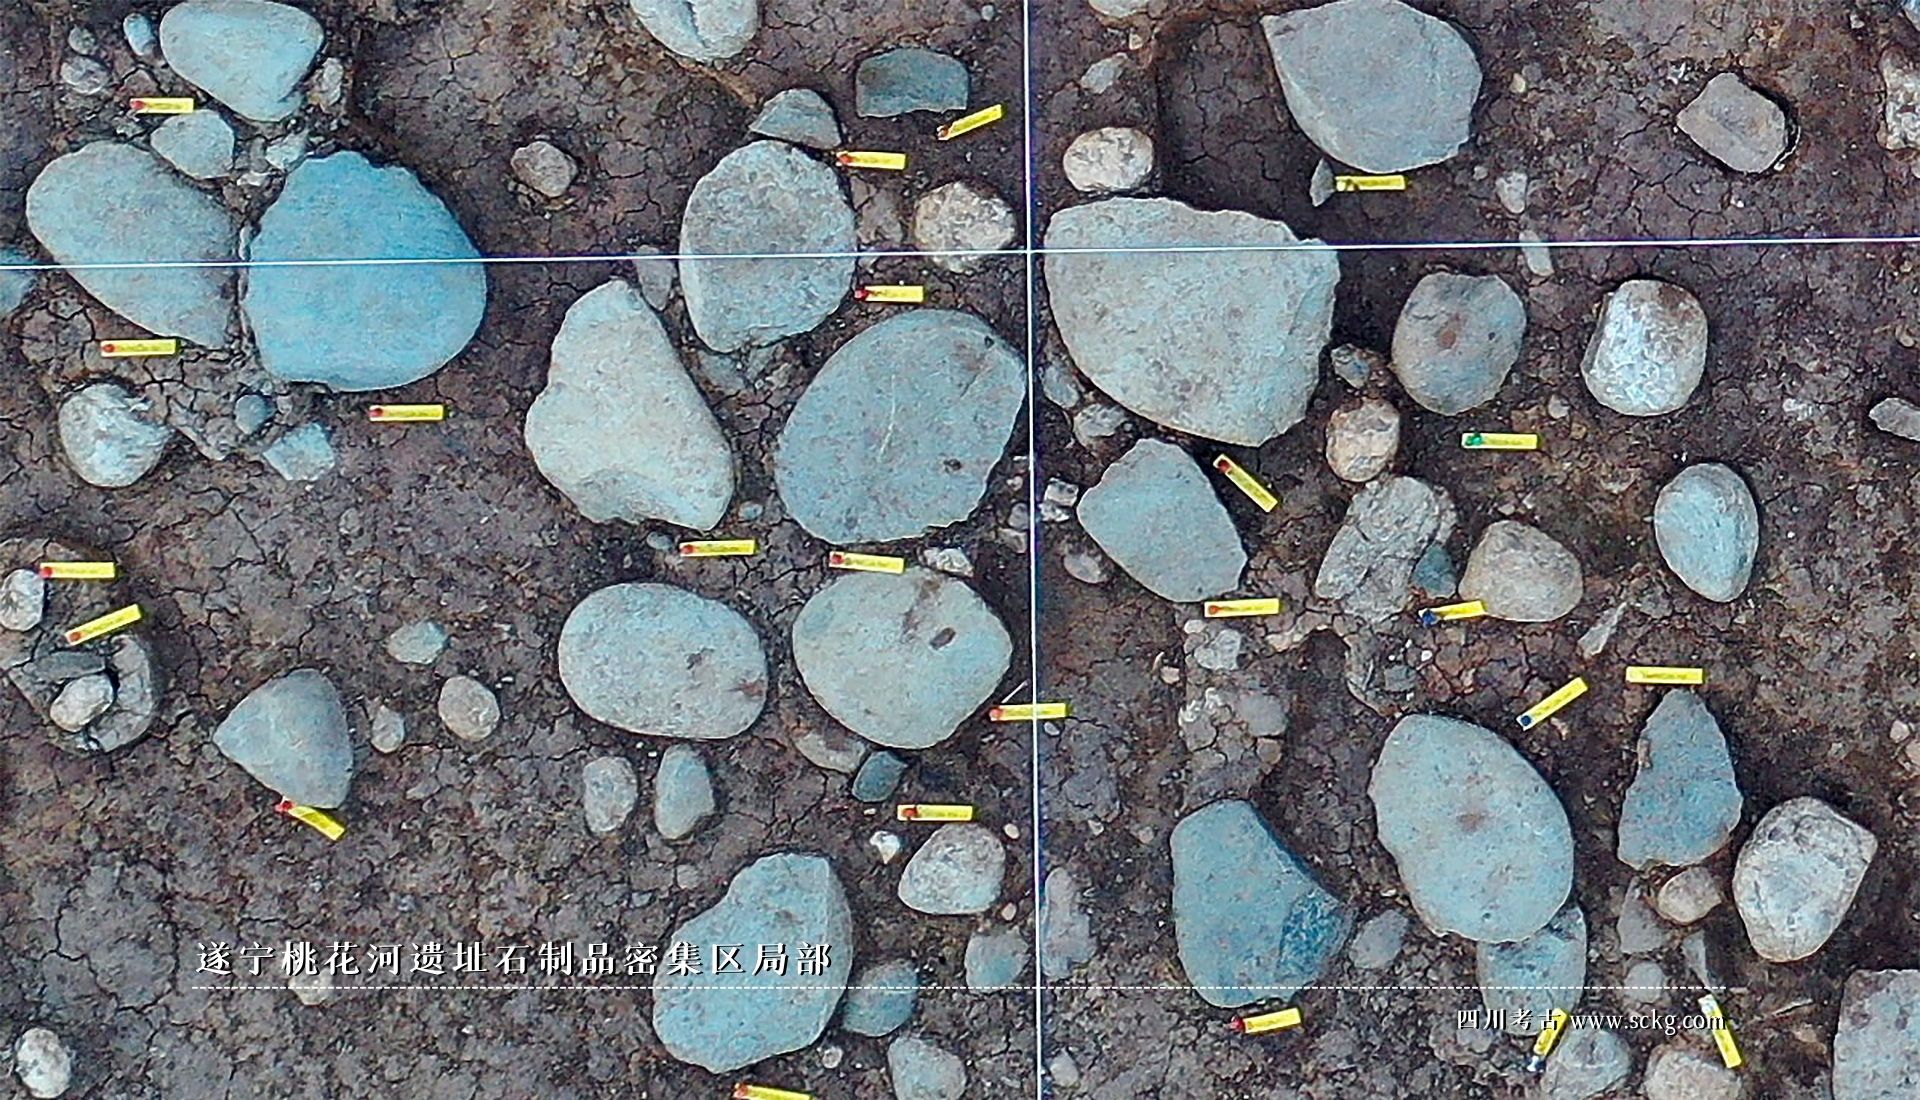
[1654,463,1758,602]
[26,142,236,346]
[0,250,35,318]
[232,393,273,435]
[1581,279,1708,416]
[1078,439,1245,603]
[652,853,853,1073]
[1389,272,1526,415]
[1834,969,1920,1100]
[852,751,908,803]
[653,743,716,840]
[679,141,853,352]
[557,582,768,740]
[383,619,447,664]
[1039,867,1095,979]
[855,48,969,117]
[158,0,323,122]
[897,823,1004,915]
[211,668,353,808]
[1474,902,1587,1035]
[1732,797,1877,963]
[1347,909,1409,970]
[1618,690,1743,870]
[963,926,1029,990]
[749,88,841,150]
[245,152,486,391]
[260,422,336,481]
[840,960,918,1037]
[1170,799,1353,1008]
[775,309,1023,544]
[124,13,158,56]
[57,383,175,488]
[1313,476,1452,623]
[793,568,1010,751]
[628,0,758,63]
[887,1036,967,1100]
[1411,540,1456,598]
[1539,1026,1632,1100]
[149,110,235,180]
[1369,714,1573,943]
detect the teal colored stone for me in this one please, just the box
[260,422,335,481]
[159,0,322,122]
[963,926,1029,990]
[150,111,235,180]
[1078,439,1245,602]
[0,250,34,318]
[653,744,716,840]
[1617,691,1742,869]
[749,88,840,150]
[1654,463,1758,602]
[1411,540,1457,598]
[852,751,907,803]
[855,48,968,117]
[1475,902,1587,1034]
[840,960,917,1037]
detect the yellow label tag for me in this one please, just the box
[1232,1007,1302,1035]
[856,284,926,304]
[277,800,346,842]
[733,1086,811,1100]
[989,702,1070,721]
[39,561,117,580]
[1625,665,1706,685]
[836,151,908,171]
[1462,432,1540,451]
[1334,174,1407,192]
[99,338,178,357]
[679,539,756,558]
[63,604,142,645]
[1518,677,1588,729]
[1532,1008,1570,1059]
[1204,598,1283,618]
[937,103,1006,140]
[131,97,196,114]
[1418,600,1486,625]
[828,551,905,574]
[368,403,446,422]
[895,804,975,822]
[1211,455,1278,512]
[1698,995,1743,1070]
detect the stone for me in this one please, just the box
[232,394,273,436]
[897,823,1004,915]
[841,960,918,1037]
[627,0,757,62]
[159,0,322,120]
[629,247,677,310]
[0,568,46,631]
[1644,1043,1742,1100]
[1389,273,1527,415]
[1411,541,1457,599]
[260,423,336,481]
[1309,159,1336,206]
[1089,0,1150,15]
[1519,231,1555,278]
[1616,884,1669,956]
[1536,1027,1631,1100]
[1495,170,1529,214]
[1044,198,1338,445]
[288,968,333,1006]
[12,1027,72,1099]
[1580,280,1708,416]
[1040,867,1095,979]
[437,675,499,741]
[526,280,734,530]
[963,926,1029,989]
[49,674,113,732]
[1457,521,1583,624]
[1261,0,1481,173]
[369,703,404,753]
[27,142,236,345]
[870,831,904,863]
[0,251,34,319]
[1171,799,1352,1008]
[1475,903,1586,1035]
[124,13,158,56]
[1313,476,1452,623]
[246,153,485,390]
[1062,127,1154,193]
[212,668,354,807]
[57,383,174,488]
[654,744,716,840]
[1886,48,1920,152]
[855,48,968,117]
[680,141,854,352]
[774,309,1023,543]
[793,569,1010,750]
[1733,797,1877,962]
[1325,396,1400,482]
[509,139,577,198]
[1618,691,1743,869]
[581,756,638,833]
[920,547,974,577]
[85,638,159,754]
[1654,464,1759,602]
[652,853,852,1072]
[887,1036,967,1100]
[1871,396,1920,441]
[1078,442,1242,601]
[1080,54,1125,93]
[1678,73,1789,173]
[1656,867,1724,925]
[557,583,768,740]
[1347,910,1409,970]
[149,110,235,180]
[749,88,841,150]
[1062,545,1109,584]
[60,55,111,95]
[852,751,909,803]
[265,130,309,171]
[384,620,447,665]
[1370,714,1573,942]
[911,181,1015,273]
[1330,344,1384,389]
[1071,403,1127,447]
[1834,969,1920,1100]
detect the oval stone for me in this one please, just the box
[159,0,323,122]
[1581,280,1708,416]
[1390,272,1526,415]
[1457,520,1584,623]
[1653,463,1759,602]
[1732,797,1876,963]
[897,823,1005,915]
[557,583,767,740]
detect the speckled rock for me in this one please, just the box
[0,569,46,632]
[260,422,335,481]
[1618,691,1743,870]
[963,926,1029,990]
[1078,439,1245,602]
[437,675,499,740]
[1325,396,1401,482]
[1062,127,1154,193]
[149,110,235,180]
[1834,969,1920,1100]
[1678,73,1789,173]
[383,619,447,664]
[1313,476,1453,623]
[1537,1027,1632,1100]
[1475,903,1587,1035]
[1581,280,1708,416]
[911,181,1015,273]
[628,0,757,62]
[57,383,174,488]
[1389,272,1526,415]
[897,823,1004,915]
[1654,463,1759,602]
[557,583,768,740]
[840,960,918,1037]
[1732,797,1876,962]
[49,674,113,732]
[581,756,638,834]
[159,0,323,121]
[212,668,353,807]
[749,88,840,149]
[887,1036,967,1100]
[1655,867,1724,925]
[855,48,968,116]
[509,139,577,198]
[1643,1043,1742,1100]
[1457,521,1584,623]
[653,744,716,840]
[12,1027,72,1100]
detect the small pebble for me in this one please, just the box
[437,675,500,740]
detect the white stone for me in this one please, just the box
[1062,127,1153,193]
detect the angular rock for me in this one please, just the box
[368,702,404,753]
[749,88,840,150]
[526,280,734,530]
[1062,127,1154,193]
[1171,799,1352,1008]
[628,0,757,62]
[1370,714,1573,942]
[1078,439,1245,602]
[1040,867,1095,979]
[1347,909,1408,970]
[159,0,322,121]
[1313,476,1452,623]
[1412,540,1457,599]
[437,675,499,740]
[963,926,1028,989]
[0,251,34,320]
[1261,0,1481,173]
[57,383,174,488]
[1618,691,1743,869]
[50,674,113,732]
[260,422,335,481]
[1870,397,1920,441]
[855,48,968,117]
[840,960,918,1037]
[680,141,854,351]
[1834,969,1920,1100]
[1045,198,1339,445]
[654,743,716,840]
[581,756,637,833]
[1732,797,1876,962]
[557,583,768,740]
[86,637,160,754]
[1457,521,1583,623]
[1643,1043,1742,1100]
[1537,1027,1632,1100]
[1325,396,1400,482]
[1654,463,1759,602]
[652,853,852,1072]
[383,619,447,665]
[897,823,1004,915]
[1580,280,1708,417]
[1678,73,1789,173]
[509,140,576,198]
[1655,867,1725,925]
[12,1027,71,1100]
[0,568,46,632]
[852,750,908,803]
[1475,903,1587,1035]
[150,110,235,180]
[887,1036,967,1100]
[911,181,1015,273]
[212,668,353,808]
[1390,272,1526,415]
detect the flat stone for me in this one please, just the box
[49,674,113,732]
[1655,867,1724,926]
[580,756,637,833]
[855,48,968,117]
[653,744,716,840]
[680,141,853,351]
[840,960,918,1037]
[0,250,34,319]
[1078,439,1245,603]
[526,280,734,530]
[383,619,447,664]
[1457,520,1583,623]
[1062,127,1154,193]
[212,668,353,808]
[1261,0,1481,173]
[887,1036,967,1100]
[628,0,757,62]
[1871,396,1920,441]
[61,55,110,95]
[86,637,159,754]
[1495,170,1529,215]
[1537,1027,1632,1100]
[12,1027,72,1100]
[1411,540,1457,599]
[1618,691,1743,869]
[124,12,158,56]
[652,853,852,1072]
[1370,714,1573,943]
[159,0,322,121]
[1581,280,1708,416]
[963,926,1028,989]
[57,383,174,488]
[246,153,485,391]
[1678,73,1789,173]
[509,139,576,197]
[1475,902,1586,1035]
[260,422,336,481]
[1733,797,1877,962]
[852,750,908,803]
[369,702,404,753]
[1325,396,1400,482]
[1654,463,1759,602]
[1044,198,1338,445]
[1834,969,1920,1100]
[27,142,236,345]
[150,110,235,180]
[232,393,273,436]
[1040,867,1095,979]
[749,88,841,150]
[1390,273,1527,415]
[911,181,1015,273]
[437,675,499,740]
[1347,909,1409,970]
[0,568,46,631]
[1644,1043,1742,1100]
[897,823,1004,915]
[1313,476,1452,623]
[1171,799,1353,1007]
[557,582,768,740]
[1616,884,1670,956]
